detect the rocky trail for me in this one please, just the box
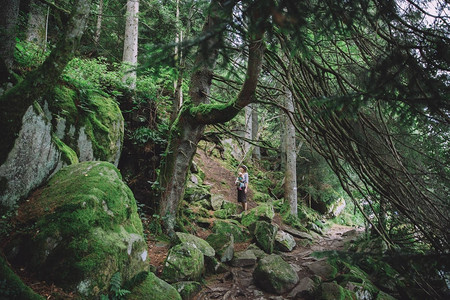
[188,149,363,300]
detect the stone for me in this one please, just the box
[281,225,313,241]
[254,221,278,254]
[161,242,205,283]
[375,291,397,300]
[253,254,299,294]
[184,183,211,203]
[328,197,346,218]
[287,277,316,298]
[4,162,147,297]
[275,230,296,252]
[210,194,225,211]
[175,232,215,257]
[128,272,181,300]
[241,203,275,227]
[308,222,323,235]
[317,282,355,300]
[307,260,338,280]
[205,232,234,262]
[171,281,202,300]
[246,244,267,260]
[204,256,228,274]
[211,220,251,243]
[232,250,257,267]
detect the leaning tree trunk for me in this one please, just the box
[158,0,268,234]
[0,0,93,165]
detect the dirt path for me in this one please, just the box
[194,224,361,300]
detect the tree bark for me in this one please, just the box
[26,0,49,49]
[245,104,253,154]
[158,0,268,234]
[252,104,261,160]
[94,0,104,45]
[0,0,20,70]
[122,0,139,89]
[284,88,297,216]
[0,0,93,165]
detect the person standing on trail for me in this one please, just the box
[235,165,249,212]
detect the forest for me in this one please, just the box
[0,0,449,299]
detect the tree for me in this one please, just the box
[0,0,93,165]
[0,0,20,72]
[284,88,297,216]
[122,0,139,89]
[158,0,268,234]
[26,0,49,50]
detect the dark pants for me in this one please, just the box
[237,188,247,203]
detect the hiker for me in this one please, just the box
[235,165,249,211]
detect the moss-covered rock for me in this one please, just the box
[210,194,226,211]
[316,282,356,300]
[232,250,257,267]
[171,281,202,300]
[0,256,44,300]
[241,203,275,227]
[275,230,296,252]
[307,260,338,280]
[184,182,211,203]
[253,221,278,254]
[246,244,267,260]
[175,232,215,258]
[211,220,251,243]
[128,272,181,300]
[205,232,234,262]
[253,254,299,294]
[4,162,148,297]
[161,242,204,283]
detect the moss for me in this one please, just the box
[171,281,202,300]
[211,220,251,243]
[241,203,275,227]
[317,282,354,300]
[14,162,145,295]
[49,86,78,124]
[52,134,79,165]
[0,256,44,300]
[161,242,204,283]
[129,272,181,300]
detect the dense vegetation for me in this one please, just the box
[0,0,448,299]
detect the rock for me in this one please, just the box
[190,174,199,185]
[275,230,296,252]
[204,256,228,274]
[254,221,278,254]
[190,161,199,173]
[4,162,147,297]
[375,291,397,300]
[346,282,374,300]
[287,277,316,299]
[253,254,299,294]
[308,222,323,234]
[184,182,211,203]
[241,203,275,227]
[213,201,239,219]
[211,220,251,243]
[191,199,212,211]
[307,260,338,280]
[128,272,181,300]
[281,225,313,241]
[210,194,226,211]
[171,281,202,300]
[328,197,346,218]
[232,250,257,267]
[1,86,124,210]
[246,244,267,260]
[205,232,234,262]
[161,242,205,283]
[317,282,355,300]
[175,232,215,257]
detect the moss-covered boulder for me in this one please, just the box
[175,232,215,258]
[253,221,278,254]
[0,256,44,300]
[211,220,251,243]
[128,272,181,300]
[307,260,338,280]
[184,182,211,203]
[316,282,356,300]
[161,242,205,283]
[210,194,226,211]
[4,162,148,297]
[253,254,299,294]
[205,232,234,262]
[241,203,275,227]
[246,244,267,260]
[275,230,296,252]
[1,84,124,210]
[213,201,239,219]
[171,281,202,300]
[232,250,257,267]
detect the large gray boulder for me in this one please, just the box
[253,254,299,294]
[175,232,215,258]
[275,230,296,252]
[1,86,124,210]
[128,272,181,300]
[4,162,147,297]
[253,221,278,254]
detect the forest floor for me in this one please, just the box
[147,149,363,300]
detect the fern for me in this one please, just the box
[107,272,131,300]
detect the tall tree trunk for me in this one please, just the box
[171,0,183,123]
[94,0,104,45]
[252,104,261,160]
[245,104,253,155]
[0,0,93,165]
[284,88,297,216]
[158,0,268,234]
[122,0,139,89]
[26,0,48,49]
[0,0,20,71]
